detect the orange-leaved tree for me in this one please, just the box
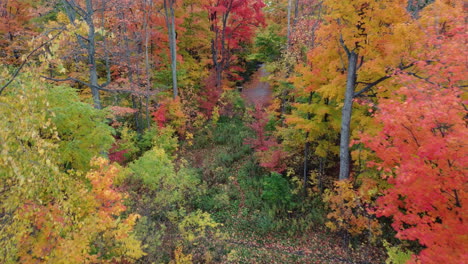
[0,74,143,263]
[292,0,417,180]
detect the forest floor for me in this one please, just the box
[228,68,384,263]
[224,231,385,264]
[182,67,386,263]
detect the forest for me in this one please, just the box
[0,0,466,263]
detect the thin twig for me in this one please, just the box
[40,76,156,96]
[0,29,65,95]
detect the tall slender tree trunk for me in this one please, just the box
[86,0,101,109]
[144,0,153,128]
[303,92,313,196]
[339,51,358,180]
[217,7,230,88]
[165,0,178,98]
[120,10,141,131]
[293,0,299,26]
[211,36,219,83]
[100,0,111,86]
[286,0,292,48]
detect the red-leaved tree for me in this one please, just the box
[207,0,265,87]
[361,84,467,263]
[245,104,287,173]
[359,4,467,262]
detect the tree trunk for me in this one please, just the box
[120,9,141,131]
[144,0,153,128]
[286,0,292,48]
[208,1,232,89]
[165,0,178,98]
[217,8,230,88]
[293,0,299,26]
[318,157,324,193]
[339,51,357,180]
[86,0,101,109]
[211,37,220,85]
[303,92,313,196]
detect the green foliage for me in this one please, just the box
[116,126,139,161]
[189,110,328,237]
[262,172,296,213]
[213,116,251,146]
[124,126,228,263]
[136,127,158,153]
[129,147,175,191]
[235,43,262,84]
[219,90,247,116]
[152,126,179,156]
[0,73,142,263]
[249,24,286,63]
[175,210,220,243]
[133,216,165,260]
[129,152,199,213]
[47,84,114,171]
[383,241,413,264]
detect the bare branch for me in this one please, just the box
[353,62,416,98]
[406,72,436,85]
[40,76,156,96]
[339,35,350,57]
[0,29,65,96]
[353,75,391,98]
[62,0,86,18]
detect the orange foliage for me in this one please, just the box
[152,97,187,135]
[16,158,143,263]
[324,180,381,237]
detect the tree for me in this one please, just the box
[164,0,179,98]
[293,0,416,180]
[286,0,292,47]
[361,85,466,263]
[359,1,467,262]
[49,0,157,110]
[0,73,143,263]
[59,0,107,109]
[207,0,265,87]
[0,0,44,65]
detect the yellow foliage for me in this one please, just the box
[0,75,144,263]
[211,105,220,126]
[56,11,69,24]
[170,246,193,264]
[285,0,424,173]
[177,210,220,243]
[323,180,381,238]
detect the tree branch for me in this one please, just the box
[339,35,350,57]
[353,62,416,98]
[406,72,436,85]
[62,0,86,18]
[353,75,391,98]
[40,76,156,96]
[0,29,65,96]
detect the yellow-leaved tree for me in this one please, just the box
[0,72,144,263]
[289,0,420,181]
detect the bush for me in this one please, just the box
[261,172,296,214]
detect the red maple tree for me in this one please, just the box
[359,13,467,260]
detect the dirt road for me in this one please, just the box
[241,65,272,107]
